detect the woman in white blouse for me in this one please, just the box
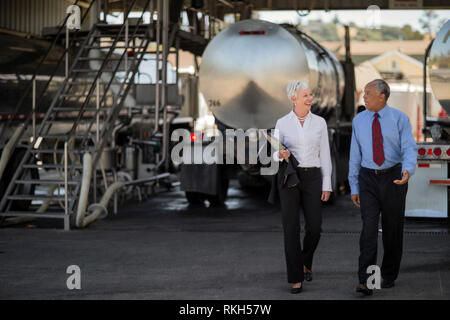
[273,80,332,294]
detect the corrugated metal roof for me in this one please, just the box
[0,0,72,36]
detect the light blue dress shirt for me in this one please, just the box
[348,104,418,195]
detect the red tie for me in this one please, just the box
[372,113,385,166]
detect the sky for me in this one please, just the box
[255,10,450,33]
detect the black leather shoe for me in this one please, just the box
[381,279,395,288]
[290,284,303,294]
[304,272,313,282]
[356,284,373,296]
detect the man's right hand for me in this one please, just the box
[278,149,291,160]
[351,194,360,208]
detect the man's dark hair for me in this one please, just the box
[367,79,390,101]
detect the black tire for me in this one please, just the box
[206,177,229,206]
[185,191,205,204]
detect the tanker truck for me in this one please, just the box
[177,19,356,205]
[405,19,450,221]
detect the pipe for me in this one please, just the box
[74,151,123,228]
[75,152,93,228]
[153,0,161,135]
[77,172,169,228]
[82,181,124,227]
[423,39,434,141]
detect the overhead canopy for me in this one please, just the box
[79,1,450,20]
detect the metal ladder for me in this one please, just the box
[0,0,153,230]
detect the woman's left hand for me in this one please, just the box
[321,191,331,202]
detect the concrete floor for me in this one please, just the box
[0,180,449,300]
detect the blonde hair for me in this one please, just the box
[286,80,309,106]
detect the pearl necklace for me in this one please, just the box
[296,113,309,121]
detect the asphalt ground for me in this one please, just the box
[0,180,449,300]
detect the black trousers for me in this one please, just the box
[278,167,323,283]
[358,164,408,284]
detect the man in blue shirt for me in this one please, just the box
[349,79,417,295]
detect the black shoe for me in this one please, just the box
[290,284,303,294]
[381,279,395,288]
[356,284,373,296]
[304,272,313,282]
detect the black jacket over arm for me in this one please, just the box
[267,154,301,205]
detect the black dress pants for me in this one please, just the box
[278,167,323,283]
[358,164,408,285]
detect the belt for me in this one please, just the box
[361,163,401,175]
[296,166,320,172]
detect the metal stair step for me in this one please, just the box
[45,119,95,124]
[78,57,127,61]
[0,211,68,218]
[53,107,111,112]
[7,194,73,201]
[95,23,152,32]
[92,33,149,38]
[40,134,94,139]
[72,69,127,73]
[84,46,147,53]
[66,81,95,86]
[31,149,93,154]
[31,148,95,154]
[59,93,115,98]
[15,179,80,185]
[73,69,100,73]
[22,164,84,169]
[84,45,132,49]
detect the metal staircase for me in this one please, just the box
[0,0,152,229]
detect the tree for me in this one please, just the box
[400,25,424,40]
[419,10,438,36]
[332,14,340,25]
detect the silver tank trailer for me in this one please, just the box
[429,19,450,116]
[199,19,345,130]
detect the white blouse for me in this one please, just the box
[273,110,333,192]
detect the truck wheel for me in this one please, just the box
[206,177,229,206]
[185,191,205,204]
